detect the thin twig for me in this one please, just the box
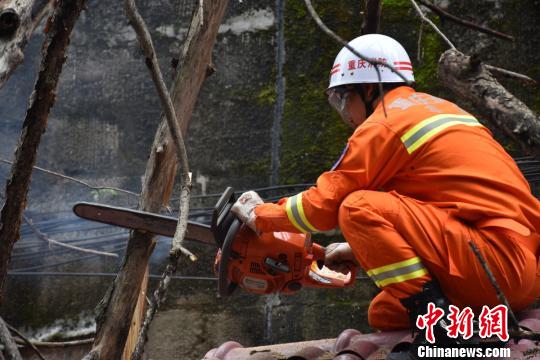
[0,158,139,198]
[468,241,520,330]
[7,323,46,360]
[485,65,537,86]
[411,2,536,86]
[410,0,456,49]
[124,0,192,256]
[417,0,514,42]
[303,0,390,117]
[417,20,424,63]
[303,0,412,85]
[22,214,118,258]
[469,242,540,341]
[14,337,94,348]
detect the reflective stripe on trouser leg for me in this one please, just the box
[367,256,429,288]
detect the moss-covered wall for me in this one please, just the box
[277,0,451,184]
[277,0,539,184]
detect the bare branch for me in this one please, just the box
[468,241,540,341]
[15,337,94,348]
[124,0,192,256]
[468,241,519,330]
[22,214,118,258]
[411,2,533,87]
[0,158,139,198]
[485,65,537,86]
[0,0,87,305]
[416,0,514,42]
[303,0,412,85]
[0,316,21,360]
[6,323,45,360]
[409,0,456,49]
[439,50,540,160]
[84,0,229,358]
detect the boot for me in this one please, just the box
[386,280,454,360]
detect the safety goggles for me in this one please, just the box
[326,86,350,113]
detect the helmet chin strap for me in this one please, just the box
[357,86,377,117]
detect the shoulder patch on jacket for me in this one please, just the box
[330,143,349,171]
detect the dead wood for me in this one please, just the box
[82,1,229,359]
[438,49,540,160]
[0,316,21,360]
[0,0,87,304]
[0,0,53,89]
[6,323,45,360]
[361,0,381,35]
[15,338,93,348]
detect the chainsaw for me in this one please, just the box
[73,187,356,296]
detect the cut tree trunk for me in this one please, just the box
[0,0,54,89]
[0,0,87,305]
[438,49,540,160]
[82,1,229,359]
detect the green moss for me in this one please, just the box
[381,0,413,23]
[257,84,276,106]
[280,1,360,184]
[414,29,444,94]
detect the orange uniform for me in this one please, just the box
[255,86,540,330]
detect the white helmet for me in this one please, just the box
[328,34,414,89]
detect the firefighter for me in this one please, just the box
[232,34,539,340]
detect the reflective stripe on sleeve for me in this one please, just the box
[366,257,429,288]
[401,114,482,154]
[285,193,319,233]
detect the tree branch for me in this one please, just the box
[0,0,87,305]
[6,323,45,360]
[484,65,537,86]
[15,337,93,348]
[409,0,456,49]
[0,0,54,89]
[468,241,540,341]
[82,1,229,359]
[0,316,21,360]
[417,0,514,42]
[0,158,139,198]
[303,0,412,84]
[438,49,540,160]
[411,1,537,89]
[22,214,118,258]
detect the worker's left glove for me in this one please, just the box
[231,191,263,232]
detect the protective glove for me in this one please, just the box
[324,242,359,275]
[231,191,263,232]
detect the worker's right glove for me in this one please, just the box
[231,191,263,233]
[324,242,359,275]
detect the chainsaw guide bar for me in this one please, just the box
[73,202,214,245]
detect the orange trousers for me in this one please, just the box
[338,190,540,330]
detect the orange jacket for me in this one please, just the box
[255,86,540,238]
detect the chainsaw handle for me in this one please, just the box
[307,242,357,289]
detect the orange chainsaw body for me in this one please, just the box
[212,188,355,296]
